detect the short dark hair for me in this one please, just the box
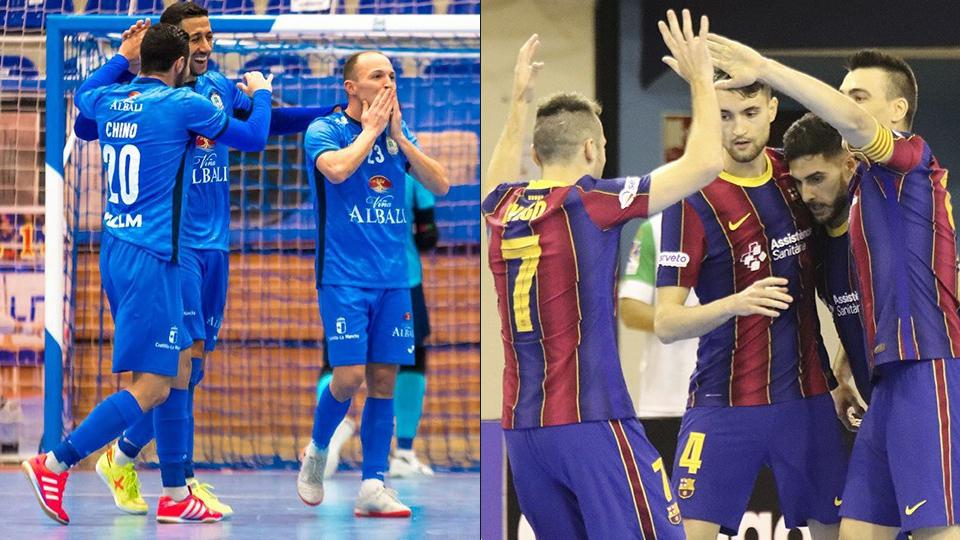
[140,23,189,74]
[160,1,209,27]
[845,49,918,129]
[343,51,387,81]
[533,92,603,164]
[783,113,844,164]
[714,68,771,99]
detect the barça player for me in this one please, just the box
[710,36,960,540]
[653,74,846,540]
[484,10,723,538]
[297,49,449,518]
[783,113,871,410]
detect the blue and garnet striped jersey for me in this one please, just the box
[819,224,872,403]
[656,148,833,408]
[483,175,651,430]
[848,124,960,369]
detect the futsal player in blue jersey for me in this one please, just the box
[297,49,450,517]
[783,113,871,409]
[21,23,274,525]
[711,36,960,540]
[72,4,338,517]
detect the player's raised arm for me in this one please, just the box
[644,9,724,215]
[484,34,542,195]
[188,71,274,152]
[313,87,391,183]
[389,92,449,196]
[706,33,877,149]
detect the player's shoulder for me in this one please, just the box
[481,181,528,215]
[765,147,791,176]
[308,111,348,133]
[575,174,650,196]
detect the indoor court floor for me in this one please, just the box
[0,468,479,539]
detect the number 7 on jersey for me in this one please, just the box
[500,235,542,332]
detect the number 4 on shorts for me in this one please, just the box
[679,432,705,474]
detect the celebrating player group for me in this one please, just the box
[21,0,448,526]
[486,8,959,540]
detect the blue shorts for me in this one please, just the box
[318,285,414,366]
[504,419,684,540]
[100,234,191,377]
[841,359,960,532]
[180,247,229,352]
[673,393,846,535]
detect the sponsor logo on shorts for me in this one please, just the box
[154,325,181,350]
[403,312,412,321]
[392,326,414,338]
[658,251,690,268]
[206,316,221,329]
[905,500,927,516]
[834,497,842,507]
[407,345,415,354]
[328,316,359,342]
[667,502,682,525]
[169,326,178,345]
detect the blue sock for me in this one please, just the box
[316,372,333,402]
[312,385,350,449]
[118,408,155,459]
[184,357,203,479]
[360,397,394,482]
[54,390,143,468]
[154,388,189,488]
[394,372,426,451]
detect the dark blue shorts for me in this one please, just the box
[318,285,414,366]
[100,234,191,377]
[672,393,846,535]
[504,419,684,539]
[179,247,229,352]
[841,359,960,532]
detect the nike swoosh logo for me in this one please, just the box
[905,500,927,515]
[728,213,751,231]
[834,497,842,507]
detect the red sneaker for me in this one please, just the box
[21,454,70,525]
[156,489,223,523]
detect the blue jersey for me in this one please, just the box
[75,77,228,262]
[305,111,418,288]
[405,176,435,287]
[182,71,254,251]
[820,224,872,403]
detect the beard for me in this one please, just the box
[726,139,765,163]
[808,192,849,225]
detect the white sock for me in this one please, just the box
[44,452,68,474]
[163,486,189,502]
[113,442,135,467]
[360,478,384,495]
[306,440,326,457]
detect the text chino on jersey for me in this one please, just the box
[75,77,228,262]
[483,175,652,430]
[656,148,834,407]
[305,111,418,289]
[847,125,960,369]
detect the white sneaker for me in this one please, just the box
[389,449,435,478]
[354,481,412,518]
[297,444,327,506]
[324,418,356,478]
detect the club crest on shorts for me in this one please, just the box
[403,312,412,321]
[336,316,346,334]
[678,477,696,499]
[386,137,399,155]
[210,92,224,109]
[168,326,179,345]
[667,502,682,525]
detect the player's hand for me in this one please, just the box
[706,33,768,90]
[237,71,274,96]
[361,86,393,136]
[388,90,405,142]
[831,383,866,431]
[657,9,712,84]
[119,18,150,73]
[512,34,544,103]
[725,276,792,318]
